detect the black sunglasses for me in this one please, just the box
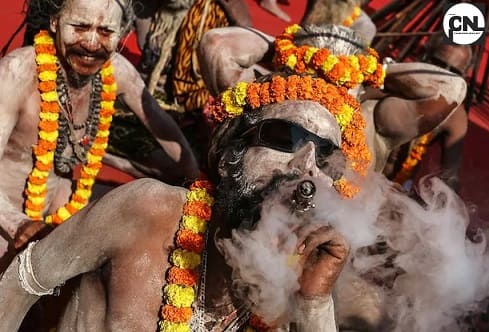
[427,57,463,76]
[240,119,339,168]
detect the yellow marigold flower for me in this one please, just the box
[159,321,191,332]
[25,208,42,219]
[27,182,47,194]
[284,24,301,34]
[186,188,214,205]
[86,152,103,163]
[79,178,96,187]
[100,101,114,109]
[56,206,71,221]
[304,47,319,64]
[164,284,195,308]
[233,82,249,106]
[82,166,100,177]
[29,196,45,206]
[38,71,57,82]
[96,130,110,138]
[39,130,59,142]
[32,168,49,178]
[244,327,256,332]
[39,112,59,121]
[91,142,109,151]
[100,65,114,76]
[34,35,54,45]
[76,188,92,200]
[36,54,56,65]
[99,116,113,125]
[286,54,298,69]
[103,83,117,93]
[71,201,85,210]
[321,55,338,73]
[348,55,360,70]
[221,90,244,117]
[171,249,201,270]
[182,215,207,234]
[36,151,54,164]
[364,55,377,74]
[335,104,355,130]
[41,91,58,102]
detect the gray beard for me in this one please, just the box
[214,172,300,230]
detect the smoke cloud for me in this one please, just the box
[217,172,489,330]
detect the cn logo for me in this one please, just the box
[443,3,486,45]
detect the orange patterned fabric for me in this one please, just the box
[171,0,229,112]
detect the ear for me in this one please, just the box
[50,16,58,34]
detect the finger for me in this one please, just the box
[298,226,349,263]
[295,223,326,254]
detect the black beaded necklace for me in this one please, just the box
[54,66,102,174]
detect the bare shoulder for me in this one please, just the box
[109,52,145,93]
[0,46,37,91]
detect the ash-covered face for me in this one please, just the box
[215,101,345,229]
[50,0,124,77]
[241,101,344,194]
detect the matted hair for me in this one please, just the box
[294,24,367,56]
[301,0,361,26]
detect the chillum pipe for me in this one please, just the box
[291,180,316,213]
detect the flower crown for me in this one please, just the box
[208,74,371,198]
[273,24,386,89]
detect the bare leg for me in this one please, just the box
[0,178,186,331]
[260,0,291,22]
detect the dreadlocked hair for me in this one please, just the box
[23,0,136,46]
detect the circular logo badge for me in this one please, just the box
[443,3,485,45]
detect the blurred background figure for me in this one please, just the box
[383,34,472,193]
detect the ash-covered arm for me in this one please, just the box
[293,294,337,332]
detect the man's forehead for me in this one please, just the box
[60,0,124,27]
[259,100,342,145]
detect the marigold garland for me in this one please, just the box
[24,30,116,225]
[393,132,434,185]
[158,180,215,332]
[273,24,386,89]
[208,74,371,198]
[343,6,361,27]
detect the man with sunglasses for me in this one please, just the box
[383,35,472,192]
[0,85,351,330]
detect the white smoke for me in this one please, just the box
[217,172,489,330]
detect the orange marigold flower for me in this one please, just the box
[176,229,205,253]
[38,120,59,132]
[65,203,78,215]
[259,82,271,105]
[270,76,287,103]
[98,123,111,131]
[25,200,43,211]
[183,201,212,220]
[38,80,56,93]
[40,101,59,113]
[167,267,199,287]
[101,92,116,101]
[190,180,215,194]
[37,63,57,73]
[246,83,262,109]
[161,305,193,323]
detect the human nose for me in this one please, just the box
[287,141,320,177]
[80,30,101,52]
